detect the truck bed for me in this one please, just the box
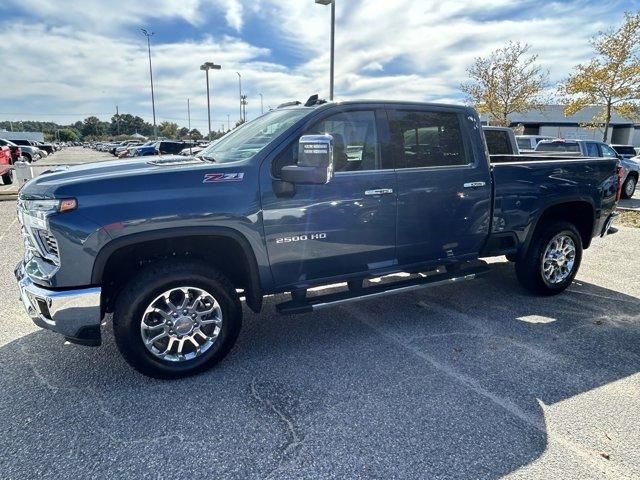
[489,155,619,252]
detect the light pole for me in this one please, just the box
[200,61,222,140]
[315,0,335,100]
[241,95,248,122]
[227,114,230,130]
[259,93,264,115]
[236,72,243,122]
[141,28,158,138]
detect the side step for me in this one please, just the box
[276,264,491,315]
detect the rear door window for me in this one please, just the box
[390,109,471,168]
[585,142,599,157]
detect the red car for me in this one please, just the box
[0,145,13,184]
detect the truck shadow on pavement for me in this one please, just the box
[1,262,639,478]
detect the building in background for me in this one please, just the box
[482,105,640,146]
[0,130,45,142]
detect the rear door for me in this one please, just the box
[388,106,492,266]
[261,106,397,287]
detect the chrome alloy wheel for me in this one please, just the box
[541,234,576,285]
[140,287,223,362]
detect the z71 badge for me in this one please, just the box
[203,172,245,183]
[276,233,327,244]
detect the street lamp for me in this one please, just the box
[236,72,243,122]
[141,28,158,138]
[259,93,264,115]
[241,94,248,122]
[200,61,222,139]
[315,0,335,100]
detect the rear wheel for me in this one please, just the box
[113,260,242,379]
[515,221,582,295]
[1,171,12,185]
[621,175,637,199]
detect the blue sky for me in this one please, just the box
[0,0,638,133]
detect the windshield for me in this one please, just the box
[199,108,310,163]
[536,142,580,153]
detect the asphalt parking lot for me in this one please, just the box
[1,193,639,479]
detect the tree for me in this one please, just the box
[82,116,107,137]
[58,128,80,142]
[461,42,548,126]
[559,11,640,141]
[189,128,203,140]
[159,121,178,138]
[177,127,190,139]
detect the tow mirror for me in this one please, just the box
[281,134,334,184]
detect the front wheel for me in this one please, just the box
[515,221,582,295]
[113,260,242,379]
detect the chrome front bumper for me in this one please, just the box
[15,263,102,346]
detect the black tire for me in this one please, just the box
[505,253,517,262]
[113,260,242,379]
[22,153,32,163]
[515,220,582,296]
[1,171,12,185]
[621,175,637,199]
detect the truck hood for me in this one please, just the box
[21,155,210,198]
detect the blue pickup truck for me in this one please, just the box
[15,99,621,378]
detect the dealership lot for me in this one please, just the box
[0,199,639,479]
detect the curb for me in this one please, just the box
[0,195,17,202]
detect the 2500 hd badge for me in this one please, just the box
[276,232,327,244]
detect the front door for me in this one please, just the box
[261,107,397,288]
[388,106,492,266]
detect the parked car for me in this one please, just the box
[0,139,22,163]
[131,142,159,156]
[178,142,212,156]
[535,139,637,198]
[114,141,142,156]
[10,139,48,158]
[14,99,620,378]
[34,141,56,155]
[1,139,40,162]
[0,146,13,184]
[482,126,519,155]
[155,141,189,155]
[515,135,554,153]
[610,144,637,160]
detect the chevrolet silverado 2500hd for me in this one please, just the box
[15,100,621,378]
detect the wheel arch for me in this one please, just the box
[93,227,263,314]
[521,199,595,257]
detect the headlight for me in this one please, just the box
[20,198,77,226]
[23,198,77,214]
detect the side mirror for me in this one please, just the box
[280,134,334,184]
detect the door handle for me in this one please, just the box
[463,182,486,188]
[364,188,394,196]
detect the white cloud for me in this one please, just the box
[0,0,635,133]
